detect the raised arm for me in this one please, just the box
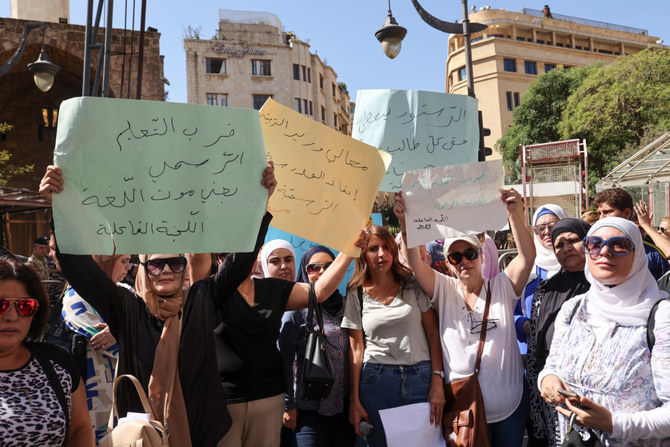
[421,307,445,426]
[394,192,437,298]
[503,188,536,296]
[286,231,367,310]
[636,201,670,259]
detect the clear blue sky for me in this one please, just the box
[3,1,669,103]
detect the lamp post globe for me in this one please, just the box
[28,47,60,92]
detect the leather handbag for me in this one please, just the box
[297,282,335,401]
[99,374,168,447]
[443,281,492,447]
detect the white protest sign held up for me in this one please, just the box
[402,160,508,247]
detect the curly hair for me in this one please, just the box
[0,258,49,340]
[593,188,633,215]
[348,225,413,290]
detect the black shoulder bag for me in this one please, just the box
[297,282,335,401]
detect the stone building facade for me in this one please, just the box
[185,10,351,134]
[446,6,665,155]
[0,6,164,254]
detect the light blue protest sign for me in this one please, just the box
[53,97,268,255]
[352,90,479,191]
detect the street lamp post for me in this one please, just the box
[0,22,60,92]
[375,0,491,160]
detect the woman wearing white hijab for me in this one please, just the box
[516,205,569,353]
[539,217,670,446]
[260,239,297,280]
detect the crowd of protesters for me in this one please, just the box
[0,160,669,447]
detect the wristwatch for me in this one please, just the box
[431,370,445,378]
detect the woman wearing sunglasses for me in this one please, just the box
[395,188,535,446]
[344,225,445,447]
[0,258,94,446]
[278,245,355,447]
[40,163,277,446]
[540,217,670,446]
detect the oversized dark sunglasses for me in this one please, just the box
[306,261,332,274]
[582,236,633,256]
[141,256,187,276]
[447,247,481,265]
[0,298,40,318]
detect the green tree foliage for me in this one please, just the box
[498,48,670,193]
[558,48,670,184]
[496,64,594,168]
[0,123,34,185]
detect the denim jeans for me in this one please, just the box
[294,410,355,447]
[487,379,529,447]
[358,360,432,447]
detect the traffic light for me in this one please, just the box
[478,111,491,161]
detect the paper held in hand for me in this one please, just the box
[402,160,508,248]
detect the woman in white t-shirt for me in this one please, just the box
[395,188,535,447]
[342,225,445,447]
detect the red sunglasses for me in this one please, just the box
[0,298,40,318]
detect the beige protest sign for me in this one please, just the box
[260,99,391,257]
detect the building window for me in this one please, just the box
[206,58,226,74]
[506,92,513,111]
[294,98,302,113]
[321,106,326,122]
[253,94,271,110]
[503,58,516,72]
[458,67,467,81]
[544,63,556,73]
[524,61,537,75]
[506,91,521,111]
[309,101,313,116]
[319,74,324,89]
[514,92,520,108]
[251,60,272,76]
[302,66,307,82]
[206,93,228,106]
[332,83,336,97]
[293,64,300,80]
[307,68,311,83]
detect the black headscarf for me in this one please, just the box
[527,218,591,440]
[550,218,592,246]
[297,245,344,316]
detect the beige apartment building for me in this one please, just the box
[446,6,664,156]
[185,10,351,134]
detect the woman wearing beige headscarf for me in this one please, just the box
[41,163,278,447]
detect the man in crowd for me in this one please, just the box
[27,235,51,281]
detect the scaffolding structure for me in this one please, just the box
[597,132,670,224]
[521,139,589,224]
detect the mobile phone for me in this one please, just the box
[558,388,589,409]
[557,388,579,399]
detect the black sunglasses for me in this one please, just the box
[141,256,187,276]
[447,247,481,265]
[306,261,332,274]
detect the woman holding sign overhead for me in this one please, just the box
[395,188,535,447]
[40,163,277,447]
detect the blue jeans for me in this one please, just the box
[487,380,529,447]
[358,361,432,447]
[294,410,355,447]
